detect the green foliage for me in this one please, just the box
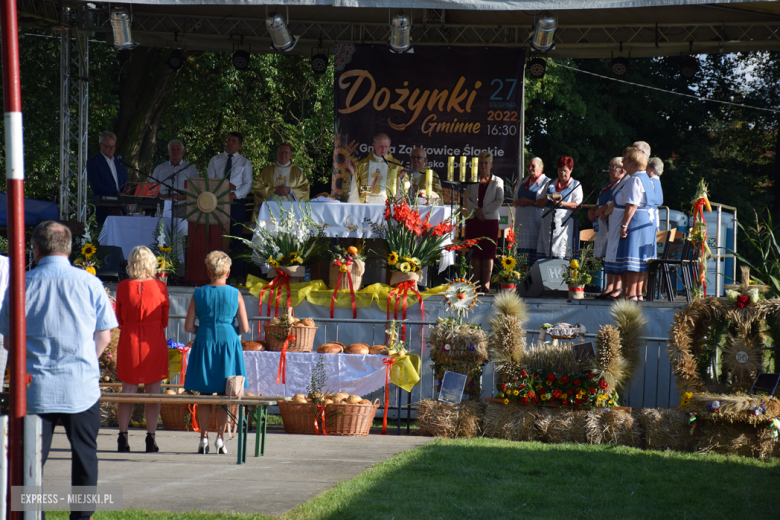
[731,209,780,296]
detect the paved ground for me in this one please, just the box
[42,426,432,517]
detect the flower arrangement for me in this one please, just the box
[236,201,327,270]
[385,320,410,356]
[150,217,186,276]
[496,368,618,409]
[72,207,103,275]
[371,196,473,277]
[329,242,367,273]
[689,179,712,298]
[562,243,601,286]
[493,223,528,285]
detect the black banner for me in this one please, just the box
[331,44,525,200]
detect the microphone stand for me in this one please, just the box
[559,185,598,258]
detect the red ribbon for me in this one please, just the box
[501,284,517,290]
[381,357,396,435]
[189,404,201,432]
[259,270,292,338]
[386,280,424,342]
[276,334,295,385]
[568,286,585,292]
[314,404,328,435]
[330,262,358,319]
[178,346,190,385]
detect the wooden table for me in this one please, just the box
[99,394,279,464]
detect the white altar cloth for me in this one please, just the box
[100,216,188,260]
[243,351,389,397]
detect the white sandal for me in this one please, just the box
[198,437,209,454]
[215,437,228,455]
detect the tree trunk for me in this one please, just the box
[114,48,189,180]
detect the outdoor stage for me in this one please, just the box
[144,285,685,411]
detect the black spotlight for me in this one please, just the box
[680,56,699,79]
[611,57,629,77]
[527,58,546,79]
[311,53,328,75]
[232,49,251,70]
[167,49,185,70]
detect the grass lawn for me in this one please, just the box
[47,438,779,520]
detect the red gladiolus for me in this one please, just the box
[599,379,608,389]
[560,375,570,384]
[589,387,597,395]
[553,389,562,398]
[573,379,581,386]
[506,229,516,245]
[547,373,556,382]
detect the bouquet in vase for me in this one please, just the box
[563,243,602,286]
[150,217,186,278]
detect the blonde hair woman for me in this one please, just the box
[116,245,170,452]
[463,151,504,291]
[184,251,249,454]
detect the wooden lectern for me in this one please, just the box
[183,177,234,283]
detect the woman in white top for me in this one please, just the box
[535,156,583,259]
[512,157,551,264]
[463,151,504,292]
[593,157,626,299]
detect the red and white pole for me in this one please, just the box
[1,0,26,515]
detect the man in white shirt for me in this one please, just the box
[206,132,253,282]
[152,139,198,201]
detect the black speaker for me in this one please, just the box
[96,245,126,282]
[519,259,569,298]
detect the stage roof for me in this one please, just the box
[23,1,780,58]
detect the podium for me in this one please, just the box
[183,177,234,283]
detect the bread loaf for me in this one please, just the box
[242,341,264,351]
[369,345,388,355]
[316,343,343,354]
[344,343,370,354]
[301,318,316,327]
[333,392,349,403]
[347,395,362,404]
[359,399,371,405]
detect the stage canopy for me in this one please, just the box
[21,1,780,58]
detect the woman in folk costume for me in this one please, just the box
[607,147,657,301]
[593,157,626,299]
[535,156,583,259]
[512,157,551,265]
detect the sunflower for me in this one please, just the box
[399,262,411,273]
[292,256,304,264]
[81,243,97,258]
[289,252,299,261]
[268,258,280,268]
[387,251,399,266]
[156,257,168,271]
[501,257,516,270]
[85,266,96,276]
[159,246,172,253]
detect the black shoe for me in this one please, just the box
[145,433,159,453]
[117,432,130,452]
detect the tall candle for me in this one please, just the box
[471,157,478,182]
[447,156,454,182]
[425,169,433,198]
[459,156,467,182]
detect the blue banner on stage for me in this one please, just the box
[332,44,525,200]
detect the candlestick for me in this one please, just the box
[471,157,478,183]
[459,156,467,182]
[447,156,454,182]
[425,169,433,198]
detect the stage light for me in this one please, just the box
[266,12,298,52]
[530,11,557,53]
[611,57,629,77]
[680,56,699,79]
[167,50,185,70]
[232,50,251,70]
[311,53,328,75]
[389,13,412,53]
[110,7,135,50]
[527,58,546,79]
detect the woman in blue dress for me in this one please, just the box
[592,157,625,299]
[613,147,657,300]
[643,157,665,297]
[512,157,550,264]
[184,250,249,454]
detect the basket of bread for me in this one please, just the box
[278,392,380,436]
[264,307,317,352]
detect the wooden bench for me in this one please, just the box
[99,393,278,464]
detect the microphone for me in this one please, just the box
[382,155,405,168]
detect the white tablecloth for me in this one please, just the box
[100,216,188,260]
[257,201,455,272]
[243,351,389,397]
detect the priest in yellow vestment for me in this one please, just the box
[398,146,443,200]
[346,133,403,204]
[253,143,310,212]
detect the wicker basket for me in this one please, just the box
[264,307,317,352]
[328,259,365,292]
[278,399,380,436]
[160,403,218,432]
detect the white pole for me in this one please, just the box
[23,415,42,520]
[0,415,8,519]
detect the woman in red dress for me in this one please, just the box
[115,245,170,453]
[464,151,505,292]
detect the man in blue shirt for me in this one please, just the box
[0,221,118,520]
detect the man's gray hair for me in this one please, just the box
[99,130,117,144]
[647,157,664,176]
[31,221,72,257]
[373,132,390,143]
[167,139,184,150]
[409,146,426,158]
[632,141,651,156]
[529,156,544,170]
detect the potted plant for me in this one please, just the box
[150,217,186,284]
[562,243,602,300]
[492,223,527,291]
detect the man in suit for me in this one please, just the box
[86,130,128,224]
